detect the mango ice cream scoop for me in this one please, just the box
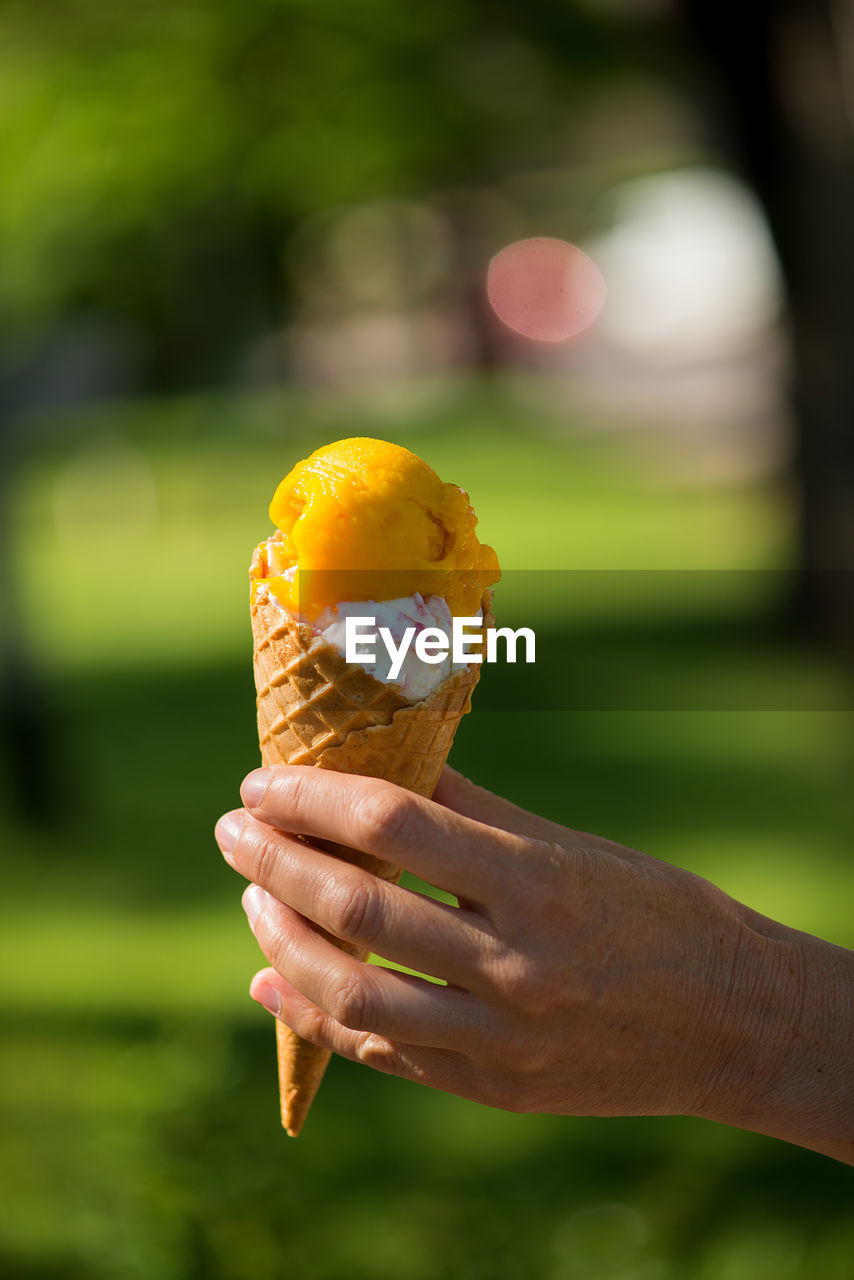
[248,437,499,1134]
[253,435,499,619]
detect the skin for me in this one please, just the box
[214,765,854,1164]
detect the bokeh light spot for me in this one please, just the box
[487,237,606,342]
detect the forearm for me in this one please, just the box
[699,916,854,1165]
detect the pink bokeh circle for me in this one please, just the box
[487,237,606,343]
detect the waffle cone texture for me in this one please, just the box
[251,591,491,1135]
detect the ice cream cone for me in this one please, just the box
[251,591,492,1135]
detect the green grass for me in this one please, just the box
[2,381,852,1280]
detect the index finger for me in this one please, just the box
[239,765,511,902]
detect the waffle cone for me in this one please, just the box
[251,592,491,1135]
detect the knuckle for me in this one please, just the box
[273,765,308,817]
[492,953,551,1018]
[259,766,313,834]
[328,973,375,1031]
[326,878,382,945]
[541,840,575,891]
[507,1033,550,1080]
[294,1005,329,1048]
[521,840,571,906]
[267,921,297,977]
[356,1035,402,1075]
[248,827,281,887]
[355,787,417,852]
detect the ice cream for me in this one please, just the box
[250,437,500,698]
[248,437,499,1135]
[252,436,499,618]
[317,594,475,700]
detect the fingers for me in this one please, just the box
[238,765,514,902]
[216,809,492,989]
[433,767,564,842]
[248,967,486,1098]
[242,885,489,1053]
[436,767,643,863]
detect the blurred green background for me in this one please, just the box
[1,3,853,1279]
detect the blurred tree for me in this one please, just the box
[1,0,851,645]
[679,0,854,645]
[0,0,615,386]
[0,0,623,812]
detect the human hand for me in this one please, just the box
[214,765,788,1124]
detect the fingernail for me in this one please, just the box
[250,978,282,1016]
[241,768,270,809]
[215,810,244,857]
[243,884,268,928]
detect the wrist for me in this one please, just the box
[697,913,854,1163]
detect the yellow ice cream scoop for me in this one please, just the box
[252,437,500,619]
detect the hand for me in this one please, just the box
[214,766,854,1161]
